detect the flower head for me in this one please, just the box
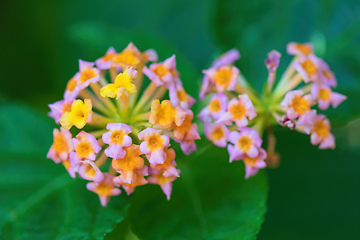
[198,43,345,178]
[47,43,197,206]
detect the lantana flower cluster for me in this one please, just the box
[199,43,346,178]
[47,43,199,206]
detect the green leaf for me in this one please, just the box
[127,142,268,240]
[0,104,129,240]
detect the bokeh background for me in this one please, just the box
[1,0,360,239]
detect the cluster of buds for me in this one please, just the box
[47,43,199,206]
[199,43,346,178]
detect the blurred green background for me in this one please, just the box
[1,0,360,239]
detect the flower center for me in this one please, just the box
[237,136,252,152]
[319,88,331,101]
[77,142,94,158]
[296,44,312,55]
[214,67,232,86]
[301,60,317,76]
[210,126,225,141]
[79,68,97,83]
[66,78,77,92]
[153,65,169,78]
[148,135,163,150]
[209,99,221,113]
[54,134,68,153]
[103,52,116,61]
[177,89,188,102]
[113,51,141,66]
[313,120,329,138]
[243,155,257,167]
[111,130,125,144]
[291,96,310,115]
[229,102,246,120]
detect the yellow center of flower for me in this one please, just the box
[79,68,97,84]
[76,141,94,158]
[209,99,221,113]
[83,164,96,178]
[295,44,312,55]
[243,155,257,167]
[291,96,310,115]
[66,78,77,92]
[319,88,331,101]
[210,126,225,141]
[156,173,171,185]
[95,182,113,196]
[176,89,188,102]
[153,65,169,78]
[301,60,317,76]
[214,67,232,86]
[237,136,252,152]
[103,52,116,61]
[229,102,246,120]
[113,51,141,67]
[313,119,329,138]
[110,130,125,144]
[147,135,164,151]
[53,134,68,153]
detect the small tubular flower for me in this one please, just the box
[293,56,319,83]
[78,160,104,183]
[111,144,144,184]
[149,99,186,129]
[281,90,313,120]
[203,66,239,93]
[287,42,313,57]
[204,123,229,148]
[102,123,132,159]
[310,115,335,149]
[228,128,262,160]
[47,127,73,164]
[87,173,121,207]
[147,168,178,200]
[77,60,100,88]
[95,47,117,70]
[138,128,170,165]
[150,148,180,178]
[72,131,101,161]
[198,93,228,123]
[48,100,73,124]
[114,166,149,195]
[59,99,92,130]
[168,80,196,109]
[100,67,138,99]
[311,83,346,110]
[243,148,267,179]
[143,55,177,86]
[217,94,256,127]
